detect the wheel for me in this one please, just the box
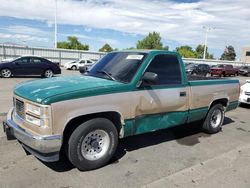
[211,73,213,77]
[67,118,118,171]
[202,103,225,134]
[247,73,250,77]
[1,68,12,78]
[43,69,53,78]
[71,66,77,70]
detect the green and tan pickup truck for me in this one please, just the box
[3,50,239,170]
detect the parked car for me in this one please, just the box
[239,66,250,77]
[211,64,239,77]
[186,63,211,76]
[64,59,95,70]
[3,50,239,171]
[0,56,61,78]
[239,80,250,105]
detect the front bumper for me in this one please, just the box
[3,108,62,162]
[239,94,250,104]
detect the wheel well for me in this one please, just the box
[61,111,122,153]
[209,98,228,109]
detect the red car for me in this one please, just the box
[211,64,239,77]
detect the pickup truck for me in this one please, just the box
[211,64,239,77]
[3,50,240,171]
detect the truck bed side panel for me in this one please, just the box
[188,80,239,123]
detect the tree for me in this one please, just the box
[176,45,197,58]
[136,32,168,50]
[99,43,113,52]
[57,36,89,50]
[220,45,236,61]
[195,44,214,59]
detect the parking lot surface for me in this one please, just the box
[0,70,250,188]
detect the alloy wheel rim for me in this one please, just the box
[210,109,222,128]
[45,70,53,77]
[2,69,11,77]
[81,129,110,161]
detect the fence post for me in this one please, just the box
[59,50,61,65]
[3,44,6,59]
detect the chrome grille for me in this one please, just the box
[245,91,250,96]
[15,98,25,119]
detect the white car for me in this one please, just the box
[239,80,250,104]
[64,59,95,70]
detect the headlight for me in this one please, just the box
[25,103,50,127]
[26,103,49,118]
[26,103,41,116]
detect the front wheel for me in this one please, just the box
[67,118,118,171]
[202,104,225,134]
[1,68,12,78]
[43,69,54,78]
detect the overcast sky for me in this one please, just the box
[0,0,249,59]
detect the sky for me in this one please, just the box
[0,0,249,59]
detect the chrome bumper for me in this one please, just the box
[3,108,62,162]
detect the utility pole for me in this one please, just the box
[54,0,57,48]
[203,26,215,59]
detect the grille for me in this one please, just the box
[245,91,250,96]
[15,99,25,119]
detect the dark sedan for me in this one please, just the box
[0,56,61,78]
[239,66,250,77]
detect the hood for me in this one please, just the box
[241,82,250,91]
[14,75,126,104]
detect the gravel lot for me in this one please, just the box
[0,69,250,188]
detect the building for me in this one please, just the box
[242,46,250,63]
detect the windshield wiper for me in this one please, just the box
[97,70,116,81]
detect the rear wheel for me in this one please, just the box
[43,69,53,78]
[67,118,118,171]
[1,68,12,78]
[202,103,225,134]
[71,65,77,70]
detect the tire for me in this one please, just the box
[211,73,213,77]
[67,118,118,171]
[247,73,250,77]
[202,104,225,134]
[71,66,77,70]
[1,68,12,78]
[43,69,53,78]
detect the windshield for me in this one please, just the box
[242,66,249,69]
[87,52,147,83]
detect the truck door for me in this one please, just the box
[132,53,189,135]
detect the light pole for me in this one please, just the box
[54,0,57,48]
[202,26,215,59]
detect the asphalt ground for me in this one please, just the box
[0,69,250,188]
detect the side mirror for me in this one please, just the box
[79,66,87,74]
[138,72,158,87]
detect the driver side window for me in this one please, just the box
[145,54,182,85]
[14,57,29,64]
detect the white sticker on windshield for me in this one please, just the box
[126,55,144,60]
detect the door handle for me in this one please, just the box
[180,91,186,97]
